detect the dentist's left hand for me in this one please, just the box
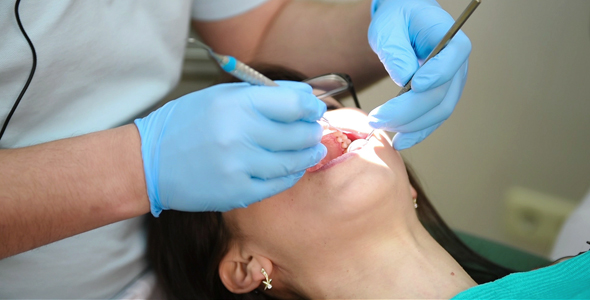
[134,81,327,216]
[367,0,471,150]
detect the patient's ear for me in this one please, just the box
[410,185,418,200]
[219,244,273,294]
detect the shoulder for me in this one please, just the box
[452,251,590,299]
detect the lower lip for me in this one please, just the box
[312,151,359,172]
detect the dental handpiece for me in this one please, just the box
[347,0,481,152]
[188,38,337,128]
[188,38,278,87]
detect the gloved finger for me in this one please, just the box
[392,121,443,150]
[249,82,326,123]
[252,120,323,151]
[247,144,327,180]
[368,12,419,86]
[411,31,471,92]
[236,170,307,210]
[409,5,455,59]
[394,62,468,133]
[367,79,452,130]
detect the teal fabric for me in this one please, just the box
[455,231,550,271]
[452,250,590,299]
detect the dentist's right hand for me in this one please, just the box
[134,81,327,217]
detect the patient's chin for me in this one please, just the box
[322,160,397,219]
[309,137,401,219]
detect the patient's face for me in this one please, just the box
[223,108,416,268]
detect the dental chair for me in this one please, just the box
[455,231,550,271]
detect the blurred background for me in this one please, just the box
[166,0,590,257]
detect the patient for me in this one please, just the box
[148,67,588,299]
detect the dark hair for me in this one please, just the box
[407,165,515,283]
[148,65,516,300]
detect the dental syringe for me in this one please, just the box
[346,0,481,152]
[188,38,339,128]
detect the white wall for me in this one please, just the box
[356,0,590,256]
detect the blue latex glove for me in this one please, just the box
[134,81,327,216]
[368,0,471,150]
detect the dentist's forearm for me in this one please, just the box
[256,0,387,87]
[0,125,149,259]
[194,0,387,89]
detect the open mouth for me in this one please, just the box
[306,127,366,172]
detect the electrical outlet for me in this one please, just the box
[505,186,577,245]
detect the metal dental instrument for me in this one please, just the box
[188,38,339,129]
[347,0,481,152]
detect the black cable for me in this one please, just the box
[1,0,37,141]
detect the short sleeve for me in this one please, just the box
[192,0,269,21]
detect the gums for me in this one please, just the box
[306,129,364,172]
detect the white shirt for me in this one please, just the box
[0,0,267,298]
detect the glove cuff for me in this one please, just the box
[133,117,163,217]
[150,205,163,218]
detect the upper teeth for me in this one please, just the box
[331,130,351,149]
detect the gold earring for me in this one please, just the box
[413,198,418,209]
[261,268,273,290]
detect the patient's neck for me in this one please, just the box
[299,216,477,299]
